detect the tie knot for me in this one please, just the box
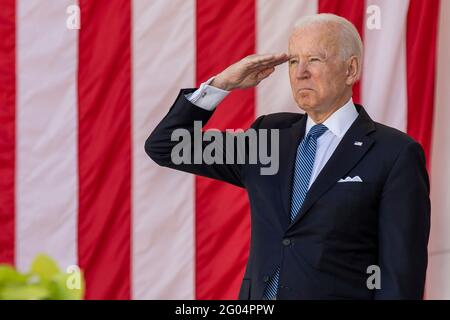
[308,124,328,139]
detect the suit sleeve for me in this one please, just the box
[375,141,431,299]
[145,89,264,188]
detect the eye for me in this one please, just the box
[289,59,298,65]
[309,57,320,62]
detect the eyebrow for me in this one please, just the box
[289,52,328,60]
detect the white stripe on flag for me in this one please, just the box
[361,0,409,131]
[132,0,196,299]
[427,0,450,299]
[256,0,318,116]
[16,0,79,271]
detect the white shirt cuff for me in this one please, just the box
[185,77,230,111]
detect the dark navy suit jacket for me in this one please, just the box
[145,89,430,300]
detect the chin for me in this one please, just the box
[296,98,316,112]
[296,91,316,107]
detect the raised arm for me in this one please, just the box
[145,53,289,186]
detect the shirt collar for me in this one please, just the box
[305,97,359,139]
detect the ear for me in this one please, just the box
[345,56,360,86]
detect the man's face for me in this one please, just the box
[288,24,350,113]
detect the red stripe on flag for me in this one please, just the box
[0,0,16,266]
[406,0,440,164]
[78,0,132,299]
[195,0,255,299]
[318,0,365,104]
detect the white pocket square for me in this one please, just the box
[338,176,363,183]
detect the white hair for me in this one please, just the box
[293,13,363,62]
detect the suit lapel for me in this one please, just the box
[286,105,376,231]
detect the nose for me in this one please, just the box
[295,60,310,80]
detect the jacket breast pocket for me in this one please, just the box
[330,181,377,207]
[323,182,379,234]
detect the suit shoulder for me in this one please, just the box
[252,112,305,129]
[373,122,418,146]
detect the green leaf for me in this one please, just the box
[0,265,28,285]
[0,285,50,300]
[0,255,85,300]
[49,272,85,300]
[30,254,60,280]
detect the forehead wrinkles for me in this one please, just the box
[289,24,341,58]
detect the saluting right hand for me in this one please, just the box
[211,53,291,91]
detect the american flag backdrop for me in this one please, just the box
[0,0,449,300]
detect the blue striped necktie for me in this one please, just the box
[263,123,328,300]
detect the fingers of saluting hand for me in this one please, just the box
[255,67,276,81]
[247,53,291,71]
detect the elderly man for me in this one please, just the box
[145,14,430,300]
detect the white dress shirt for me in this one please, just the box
[186,80,359,188]
[304,99,358,188]
[185,77,229,111]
